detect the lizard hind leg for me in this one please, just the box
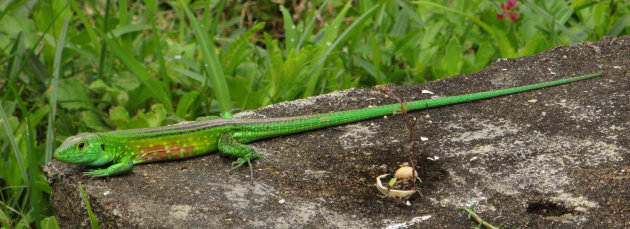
[218,133,269,178]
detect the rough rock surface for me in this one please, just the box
[47,36,629,228]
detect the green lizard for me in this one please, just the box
[53,72,602,177]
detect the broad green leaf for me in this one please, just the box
[54,113,76,141]
[89,79,110,91]
[109,106,130,129]
[517,32,544,57]
[440,37,463,77]
[110,104,167,130]
[57,78,92,110]
[111,72,141,91]
[40,216,61,229]
[81,111,109,132]
[126,85,153,111]
[89,80,129,106]
[139,104,167,127]
[226,74,266,110]
[494,29,515,58]
[33,172,51,194]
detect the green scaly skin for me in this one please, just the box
[53,72,602,177]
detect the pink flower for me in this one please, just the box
[509,12,519,22]
[505,0,517,9]
[497,0,519,22]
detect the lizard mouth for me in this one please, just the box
[53,149,83,164]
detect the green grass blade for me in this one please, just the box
[209,0,227,38]
[369,33,384,84]
[79,184,99,229]
[0,103,28,185]
[143,1,169,85]
[517,32,544,57]
[176,91,201,119]
[303,2,381,97]
[0,0,25,23]
[172,67,205,83]
[27,116,48,224]
[469,41,495,73]
[97,0,113,79]
[100,31,174,112]
[69,0,101,49]
[297,0,328,51]
[303,0,353,97]
[118,0,128,25]
[150,21,169,83]
[45,16,69,162]
[179,0,233,117]
[222,22,265,76]
[572,1,598,11]
[110,24,152,37]
[12,55,52,223]
[280,5,298,51]
[6,32,23,82]
[0,209,11,228]
[396,0,423,24]
[607,15,630,36]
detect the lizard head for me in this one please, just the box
[54,133,113,166]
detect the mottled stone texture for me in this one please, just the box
[47,36,629,228]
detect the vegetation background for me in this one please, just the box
[1,0,628,227]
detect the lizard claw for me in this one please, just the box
[231,157,254,179]
[84,169,109,177]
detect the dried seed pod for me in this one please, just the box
[394,166,418,179]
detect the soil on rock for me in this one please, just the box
[47,36,630,228]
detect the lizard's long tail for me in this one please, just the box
[238,72,602,142]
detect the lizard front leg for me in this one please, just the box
[84,158,133,177]
[218,133,269,178]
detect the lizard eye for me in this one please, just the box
[78,142,86,150]
[101,144,105,151]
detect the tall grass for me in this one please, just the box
[0,0,628,227]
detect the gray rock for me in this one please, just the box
[46,36,630,228]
